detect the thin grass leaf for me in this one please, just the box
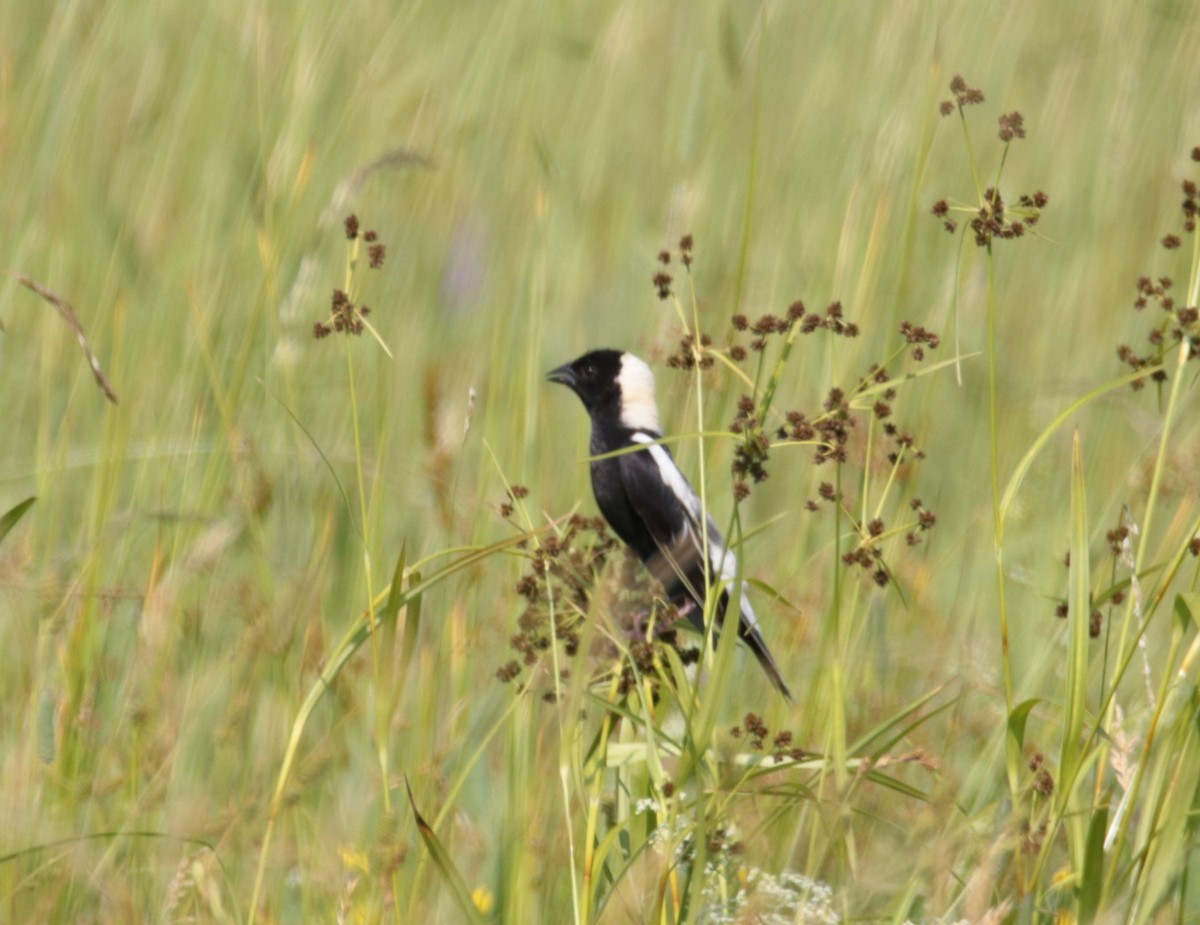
[266,383,360,540]
[382,541,407,628]
[248,524,553,922]
[857,699,959,774]
[999,367,1163,538]
[589,817,654,922]
[37,687,54,764]
[0,496,35,546]
[405,776,488,925]
[1062,430,1090,784]
[319,147,434,227]
[8,271,118,403]
[1174,593,1200,633]
[380,545,414,752]
[847,352,982,404]
[1007,698,1042,754]
[1079,802,1108,922]
[1132,693,1200,923]
[848,683,951,755]
[401,567,423,679]
[1052,427,1092,891]
[857,770,932,801]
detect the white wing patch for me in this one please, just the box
[617,354,662,433]
[708,529,761,632]
[631,432,761,631]
[631,432,697,515]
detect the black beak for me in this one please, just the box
[546,363,576,388]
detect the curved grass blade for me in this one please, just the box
[999,367,1162,538]
[0,496,35,546]
[248,524,553,922]
[405,776,487,925]
[1078,802,1108,922]
[848,683,951,755]
[8,272,118,403]
[1062,430,1090,789]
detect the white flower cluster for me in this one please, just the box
[696,866,840,925]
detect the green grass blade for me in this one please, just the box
[1061,431,1091,844]
[382,540,407,628]
[848,683,952,755]
[1007,698,1042,754]
[0,496,35,545]
[1078,802,1108,922]
[405,776,488,925]
[248,525,550,921]
[999,367,1162,538]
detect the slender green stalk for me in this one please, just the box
[984,245,1013,718]
[730,15,766,320]
[544,557,583,925]
[581,675,622,920]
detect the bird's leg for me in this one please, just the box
[622,600,687,640]
[674,598,697,621]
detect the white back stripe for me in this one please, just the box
[630,431,758,628]
[631,432,698,516]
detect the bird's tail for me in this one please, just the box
[737,619,793,701]
[708,586,794,701]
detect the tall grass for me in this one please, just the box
[2,1,1200,922]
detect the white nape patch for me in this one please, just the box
[617,353,662,433]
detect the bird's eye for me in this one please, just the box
[582,362,596,379]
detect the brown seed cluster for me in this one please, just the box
[665,332,715,371]
[833,496,936,588]
[313,288,372,338]
[931,79,1048,245]
[1177,177,1199,235]
[1021,820,1049,855]
[728,300,828,356]
[899,320,941,361]
[930,199,957,234]
[652,234,695,300]
[1028,752,1055,797]
[314,214,386,339]
[497,484,529,519]
[795,300,859,339]
[939,74,985,115]
[498,511,702,700]
[727,302,884,497]
[729,712,807,763]
[730,395,771,491]
[1053,511,1150,634]
[1119,272,1198,388]
[1120,148,1200,386]
[997,111,1026,142]
[1051,601,1103,638]
[971,188,1047,247]
[498,513,616,688]
[932,188,1047,246]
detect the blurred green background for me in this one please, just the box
[3,0,1199,921]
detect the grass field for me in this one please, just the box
[3,1,1200,922]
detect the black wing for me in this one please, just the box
[617,437,794,700]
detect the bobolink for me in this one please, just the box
[547,349,791,699]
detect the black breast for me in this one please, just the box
[589,427,659,563]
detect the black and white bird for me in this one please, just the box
[547,348,792,699]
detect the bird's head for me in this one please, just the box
[546,349,661,433]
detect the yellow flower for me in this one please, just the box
[472,886,495,915]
